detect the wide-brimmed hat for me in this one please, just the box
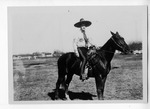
[74,18,92,28]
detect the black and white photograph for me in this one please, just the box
[8,6,147,103]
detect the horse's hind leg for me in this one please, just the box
[64,73,73,100]
[55,75,65,100]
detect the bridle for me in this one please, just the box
[111,36,125,51]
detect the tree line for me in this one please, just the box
[128,41,142,50]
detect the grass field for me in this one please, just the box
[13,54,142,101]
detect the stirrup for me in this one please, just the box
[86,64,92,70]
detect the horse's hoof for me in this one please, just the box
[98,98,104,100]
[54,95,59,100]
[62,97,68,100]
[54,97,59,100]
[66,95,70,100]
[63,94,70,100]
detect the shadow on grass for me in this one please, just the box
[48,89,97,100]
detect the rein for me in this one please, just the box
[95,37,123,54]
[100,49,115,54]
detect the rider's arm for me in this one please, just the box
[83,32,94,48]
[87,37,94,47]
[82,32,89,48]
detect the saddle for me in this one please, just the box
[87,46,99,65]
[77,45,98,68]
[73,46,99,78]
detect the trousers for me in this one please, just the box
[77,47,88,76]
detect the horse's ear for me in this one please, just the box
[110,31,115,36]
[116,31,119,35]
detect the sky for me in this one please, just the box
[8,6,147,54]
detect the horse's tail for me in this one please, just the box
[55,54,68,93]
[57,52,76,77]
[57,54,68,77]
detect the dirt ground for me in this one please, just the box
[13,54,142,101]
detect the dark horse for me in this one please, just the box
[55,31,130,100]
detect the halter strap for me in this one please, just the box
[111,37,124,50]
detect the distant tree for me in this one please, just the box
[128,42,142,51]
[32,52,41,56]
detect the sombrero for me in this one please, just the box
[74,18,92,28]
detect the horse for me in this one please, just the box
[54,31,130,100]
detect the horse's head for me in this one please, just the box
[110,31,130,54]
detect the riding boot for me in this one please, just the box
[80,67,88,81]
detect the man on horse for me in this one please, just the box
[73,18,96,81]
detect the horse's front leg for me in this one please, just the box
[95,75,104,100]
